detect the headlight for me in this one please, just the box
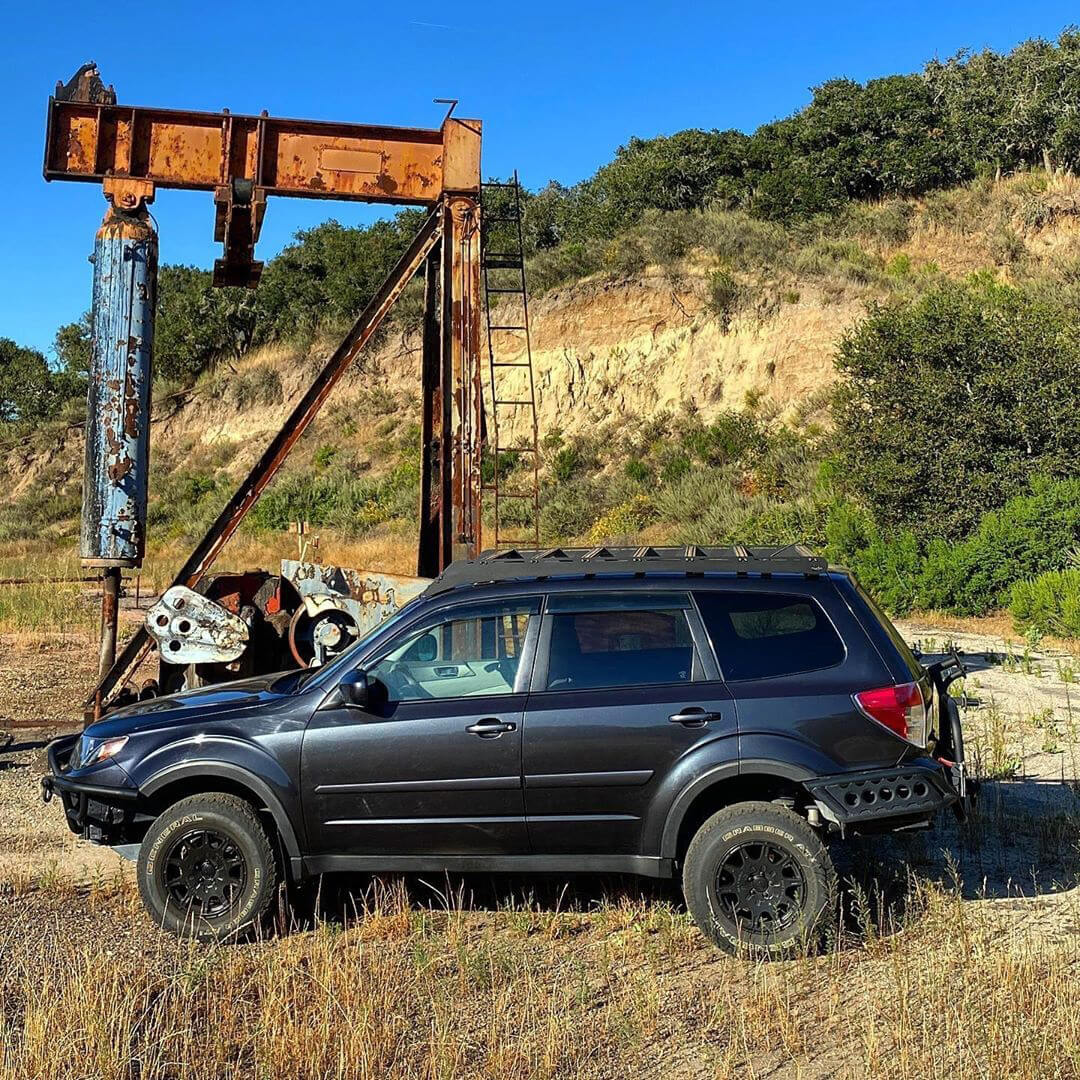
[76,735,129,768]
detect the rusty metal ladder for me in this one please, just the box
[481,173,540,549]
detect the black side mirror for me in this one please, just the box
[334,668,370,710]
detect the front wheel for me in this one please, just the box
[137,793,279,941]
[682,800,837,957]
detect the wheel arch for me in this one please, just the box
[660,763,817,862]
[139,762,303,872]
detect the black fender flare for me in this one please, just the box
[139,761,303,865]
[659,758,820,859]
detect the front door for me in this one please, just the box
[522,593,736,855]
[302,598,540,856]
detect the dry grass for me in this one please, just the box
[2,627,1080,1078]
[0,874,1078,1079]
[138,524,419,593]
[0,543,97,636]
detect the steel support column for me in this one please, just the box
[442,195,484,563]
[81,198,157,721]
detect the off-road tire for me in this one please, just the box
[137,793,278,942]
[682,800,837,957]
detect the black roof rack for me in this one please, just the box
[426,545,829,594]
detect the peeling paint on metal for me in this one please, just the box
[81,205,157,568]
[145,586,249,664]
[280,559,428,638]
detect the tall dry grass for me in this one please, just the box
[1,876,1078,1079]
[0,527,418,639]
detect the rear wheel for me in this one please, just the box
[137,793,278,941]
[682,800,837,957]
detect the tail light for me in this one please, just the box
[853,681,928,747]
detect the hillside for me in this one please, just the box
[5,170,1079,524]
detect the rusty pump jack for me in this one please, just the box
[45,65,506,719]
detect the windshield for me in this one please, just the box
[295,594,428,690]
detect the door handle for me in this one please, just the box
[465,718,517,738]
[669,708,719,727]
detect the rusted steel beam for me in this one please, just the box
[443,195,484,562]
[45,94,481,285]
[87,208,443,712]
[93,567,121,722]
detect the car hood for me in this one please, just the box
[85,671,305,738]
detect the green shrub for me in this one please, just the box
[539,475,605,542]
[681,412,764,467]
[640,209,704,264]
[706,270,742,330]
[481,449,520,486]
[527,242,604,294]
[311,445,337,471]
[249,461,418,536]
[603,235,647,277]
[551,446,584,483]
[1010,569,1080,638]
[586,495,656,543]
[833,278,1080,540]
[847,529,925,614]
[919,476,1080,615]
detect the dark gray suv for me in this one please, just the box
[42,546,966,954]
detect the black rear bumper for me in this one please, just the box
[41,734,139,840]
[807,762,958,830]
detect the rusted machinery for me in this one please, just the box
[45,64,539,718]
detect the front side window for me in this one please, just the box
[694,591,845,680]
[368,601,536,701]
[544,608,698,690]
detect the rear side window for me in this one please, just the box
[545,608,697,690]
[852,580,923,681]
[695,591,844,680]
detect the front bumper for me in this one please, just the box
[807,761,958,830]
[41,734,139,841]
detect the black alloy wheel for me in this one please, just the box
[137,792,279,941]
[162,827,248,919]
[714,840,807,935]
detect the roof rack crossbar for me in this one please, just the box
[426,546,830,595]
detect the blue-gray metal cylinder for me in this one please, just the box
[81,205,157,569]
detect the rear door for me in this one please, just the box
[521,592,736,855]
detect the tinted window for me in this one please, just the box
[545,609,697,690]
[368,602,535,701]
[695,591,844,680]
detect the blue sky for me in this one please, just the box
[4,1,1078,355]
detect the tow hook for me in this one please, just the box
[40,776,54,804]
